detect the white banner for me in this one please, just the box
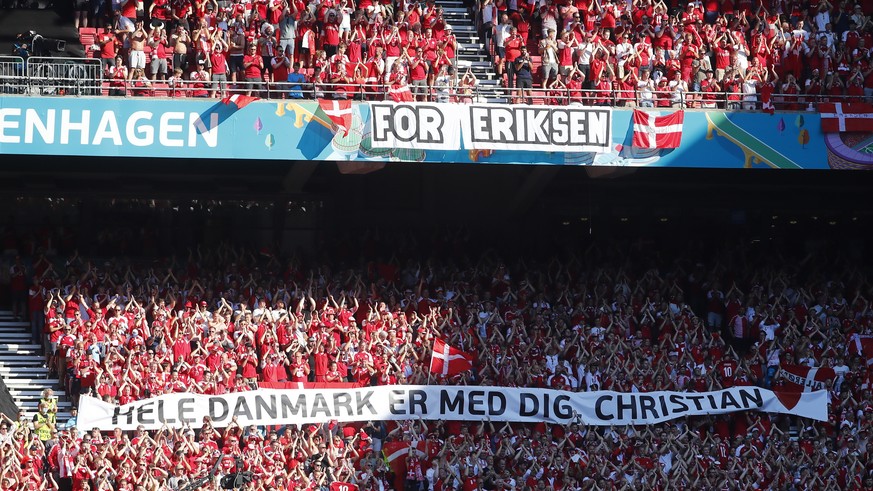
[368,102,463,150]
[459,104,612,153]
[77,386,826,431]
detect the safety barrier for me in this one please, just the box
[0,56,27,95]
[0,65,866,112]
[25,57,103,96]
[90,79,865,112]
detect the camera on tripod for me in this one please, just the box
[15,30,66,57]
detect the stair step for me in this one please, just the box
[8,390,66,397]
[21,413,73,423]
[0,321,30,327]
[0,366,50,374]
[0,327,32,333]
[18,400,73,408]
[0,332,34,338]
[3,379,61,387]
[0,359,46,366]
[0,344,41,351]
[0,350,39,357]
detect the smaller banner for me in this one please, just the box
[632,109,684,149]
[779,365,836,392]
[460,104,612,153]
[819,103,873,132]
[76,385,826,431]
[368,102,462,150]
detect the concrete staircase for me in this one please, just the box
[440,1,505,102]
[0,310,72,423]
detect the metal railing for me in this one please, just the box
[0,56,27,95]
[88,80,863,111]
[25,57,103,96]
[0,61,865,112]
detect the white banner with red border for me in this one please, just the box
[77,385,826,431]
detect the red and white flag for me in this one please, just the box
[849,334,873,366]
[760,83,775,115]
[388,83,415,102]
[318,98,352,136]
[221,94,260,109]
[779,365,836,392]
[382,441,427,490]
[429,338,473,377]
[632,109,684,149]
[820,103,873,132]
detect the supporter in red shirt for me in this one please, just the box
[243,43,265,96]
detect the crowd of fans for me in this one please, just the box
[86,0,465,101]
[65,0,873,106]
[1,235,872,491]
[478,0,873,107]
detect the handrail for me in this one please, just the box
[0,61,865,111]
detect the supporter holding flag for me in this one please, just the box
[849,332,873,366]
[387,59,414,102]
[221,93,261,109]
[316,98,353,136]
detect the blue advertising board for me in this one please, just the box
[0,96,851,169]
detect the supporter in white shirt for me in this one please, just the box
[760,316,780,341]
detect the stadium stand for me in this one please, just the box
[5,0,866,106]
[1,215,872,490]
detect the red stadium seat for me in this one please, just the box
[79,28,97,59]
[152,82,169,98]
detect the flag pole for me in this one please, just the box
[427,337,434,385]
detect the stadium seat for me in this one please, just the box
[152,82,169,97]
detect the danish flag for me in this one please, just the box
[779,365,836,392]
[632,110,684,149]
[820,103,873,132]
[318,98,352,136]
[382,441,427,491]
[849,334,873,366]
[388,83,415,102]
[429,338,473,376]
[220,94,260,109]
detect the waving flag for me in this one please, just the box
[382,441,427,490]
[388,83,415,102]
[849,334,873,366]
[760,83,775,115]
[779,365,836,392]
[820,103,873,132]
[632,110,684,149]
[429,338,473,376]
[221,94,260,110]
[317,98,352,136]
